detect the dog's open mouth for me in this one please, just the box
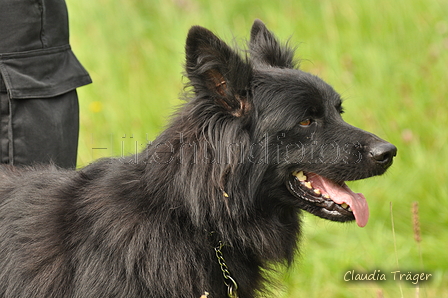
[287,171,369,227]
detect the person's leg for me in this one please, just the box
[0,89,11,164]
[7,90,80,169]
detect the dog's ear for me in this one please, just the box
[186,26,252,117]
[250,19,297,68]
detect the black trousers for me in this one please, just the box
[0,88,79,169]
[0,0,91,169]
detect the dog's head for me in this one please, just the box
[184,20,396,227]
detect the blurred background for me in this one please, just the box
[67,0,447,297]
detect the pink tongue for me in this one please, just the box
[308,174,369,227]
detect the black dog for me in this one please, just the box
[0,20,396,298]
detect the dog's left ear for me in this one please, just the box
[250,19,297,68]
[186,26,252,117]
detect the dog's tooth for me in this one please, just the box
[322,194,330,199]
[347,207,352,212]
[313,188,321,195]
[303,181,312,189]
[294,171,307,182]
[341,203,349,209]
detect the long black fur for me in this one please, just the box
[0,20,395,298]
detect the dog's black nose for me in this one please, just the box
[370,142,397,168]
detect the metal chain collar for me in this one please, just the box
[214,241,239,298]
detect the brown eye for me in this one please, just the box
[299,119,312,127]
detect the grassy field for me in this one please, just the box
[66,0,448,297]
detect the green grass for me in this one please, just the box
[66,0,448,296]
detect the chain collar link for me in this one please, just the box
[214,241,239,298]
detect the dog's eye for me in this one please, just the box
[299,119,312,127]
